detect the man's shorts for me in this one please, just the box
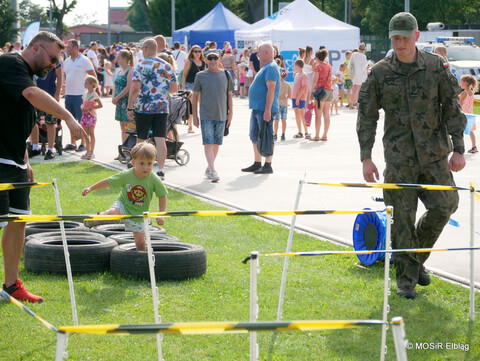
[134,112,168,139]
[292,99,306,109]
[249,110,276,143]
[337,84,344,91]
[274,106,287,120]
[36,109,58,125]
[344,79,353,90]
[0,164,31,228]
[111,200,145,233]
[201,120,225,145]
[65,95,83,122]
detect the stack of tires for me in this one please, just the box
[23,221,207,281]
[24,221,117,275]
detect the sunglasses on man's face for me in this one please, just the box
[207,56,219,60]
[39,44,60,67]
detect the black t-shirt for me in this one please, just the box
[0,53,36,166]
[250,52,260,72]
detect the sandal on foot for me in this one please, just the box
[293,133,303,138]
[305,133,311,139]
[320,137,328,141]
[468,146,478,153]
[310,137,321,141]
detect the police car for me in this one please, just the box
[417,37,480,86]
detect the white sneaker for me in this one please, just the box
[204,167,212,179]
[210,171,220,183]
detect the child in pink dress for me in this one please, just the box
[459,74,478,153]
[80,75,103,159]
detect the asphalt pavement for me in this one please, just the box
[31,95,480,287]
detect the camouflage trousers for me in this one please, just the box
[383,157,459,288]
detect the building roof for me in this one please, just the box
[69,24,135,33]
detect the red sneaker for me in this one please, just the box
[3,279,43,303]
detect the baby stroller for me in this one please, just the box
[118,90,191,166]
[39,118,63,155]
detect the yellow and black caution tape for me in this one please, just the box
[0,209,383,223]
[242,246,480,263]
[58,319,386,335]
[306,181,474,192]
[0,182,52,191]
[0,290,58,333]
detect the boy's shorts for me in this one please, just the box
[344,79,353,89]
[274,106,288,120]
[112,200,145,233]
[337,84,344,91]
[292,99,306,109]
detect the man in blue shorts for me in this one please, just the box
[242,43,280,174]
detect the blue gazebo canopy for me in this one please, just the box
[172,2,249,48]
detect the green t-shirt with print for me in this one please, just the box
[107,169,168,221]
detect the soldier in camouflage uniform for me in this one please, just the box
[356,12,467,299]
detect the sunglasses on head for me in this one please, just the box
[39,44,60,67]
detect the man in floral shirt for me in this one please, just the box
[127,38,177,179]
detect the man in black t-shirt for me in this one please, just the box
[0,31,84,303]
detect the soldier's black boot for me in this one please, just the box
[396,285,416,299]
[418,265,431,286]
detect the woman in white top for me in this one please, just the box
[348,43,368,109]
[303,45,315,103]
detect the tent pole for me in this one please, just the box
[264,0,268,18]
[171,0,175,33]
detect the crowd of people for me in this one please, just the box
[0,11,476,302]
[4,36,377,166]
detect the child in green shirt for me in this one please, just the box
[82,142,167,251]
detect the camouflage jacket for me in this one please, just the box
[357,49,466,167]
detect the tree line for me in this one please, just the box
[2,0,480,47]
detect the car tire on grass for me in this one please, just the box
[25,221,88,237]
[24,235,117,275]
[89,223,166,237]
[25,231,106,243]
[110,242,207,280]
[107,233,179,245]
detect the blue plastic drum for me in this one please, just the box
[352,209,387,265]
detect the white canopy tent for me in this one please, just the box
[235,0,360,79]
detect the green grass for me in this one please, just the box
[0,162,479,360]
[473,103,480,115]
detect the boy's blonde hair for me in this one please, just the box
[131,142,157,161]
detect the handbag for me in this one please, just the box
[312,87,326,101]
[304,100,315,126]
[257,121,274,157]
[224,70,232,136]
